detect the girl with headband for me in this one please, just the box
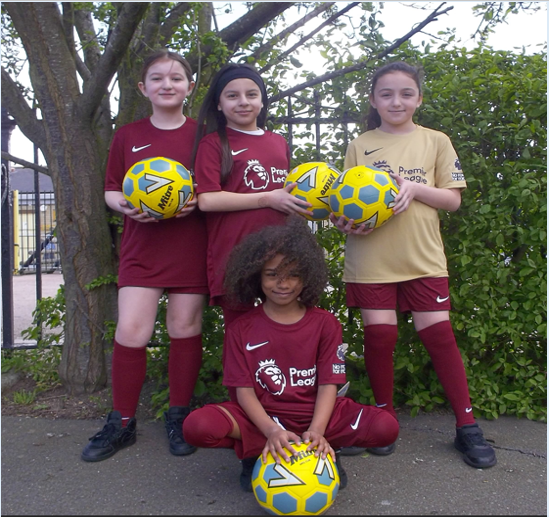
[192,64,311,328]
[192,62,311,489]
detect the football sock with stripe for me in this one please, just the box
[111,340,147,425]
[418,320,475,427]
[363,324,398,419]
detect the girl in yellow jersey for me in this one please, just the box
[331,61,496,469]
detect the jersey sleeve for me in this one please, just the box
[222,324,254,388]
[104,128,126,192]
[435,132,467,190]
[194,135,223,194]
[315,312,346,385]
[343,139,360,170]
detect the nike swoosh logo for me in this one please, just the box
[132,144,152,152]
[465,407,473,413]
[246,341,269,351]
[436,295,450,303]
[364,148,382,156]
[350,408,363,430]
[231,148,248,156]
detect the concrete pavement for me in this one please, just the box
[1,412,546,515]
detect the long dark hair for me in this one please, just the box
[366,61,423,130]
[224,215,328,307]
[191,63,269,185]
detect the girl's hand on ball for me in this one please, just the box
[116,197,133,213]
[302,432,335,461]
[390,173,414,214]
[118,199,157,222]
[329,213,374,236]
[265,183,312,216]
[121,202,158,223]
[131,211,159,223]
[175,197,197,218]
[329,212,344,231]
[263,428,302,464]
[350,222,375,235]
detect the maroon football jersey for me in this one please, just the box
[223,305,347,424]
[194,128,291,298]
[105,117,208,289]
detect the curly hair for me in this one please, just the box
[224,216,328,308]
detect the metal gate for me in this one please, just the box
[1,186,61,349]
[14,191,60,274]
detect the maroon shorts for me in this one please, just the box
[118,285,209,295]
[167,286,209,294]
[346,277,451,313]
[214,397,398,459]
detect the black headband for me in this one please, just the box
[214,67,267,104]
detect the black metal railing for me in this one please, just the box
[15,191,60,274]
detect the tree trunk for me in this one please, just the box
[5,2,118,394]
[53,120,118,395]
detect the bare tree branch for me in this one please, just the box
[79,2,150,119]
[138,3,160,51]
[269,3,454,104]
[189,3,214,103]
[1,151,49,174]
[159,2,195,43]
[187,2,296,71]
[1,68,46,149]
[135,1,195,56]
[61,3,77,60]
[218,2,295,46]
[73,6,101,76]
[249,2,336,61]
[260,2,361,74]
[61,3,94,81]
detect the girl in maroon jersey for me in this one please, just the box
[192,63,311,327]
[183,216,399,492]
[81,50,208,463]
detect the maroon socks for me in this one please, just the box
[168,334,203,407]
[363,324,398,419]
[111,340,147,424]
[418,320,475,427]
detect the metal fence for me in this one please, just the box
[2,189,61,349]
[14,191,60,274]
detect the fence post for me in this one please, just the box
[314,90,321,160]
[1,107,16,348]
[33,144,43,339]
[287,96,293,154]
